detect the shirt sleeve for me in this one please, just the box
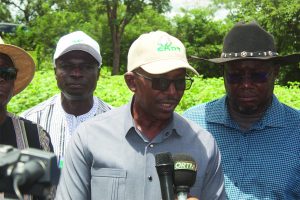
[55,124,91,200]
[201,138,226,200]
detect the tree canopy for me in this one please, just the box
[0,0,299,84]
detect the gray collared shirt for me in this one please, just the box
[55,99,225,200]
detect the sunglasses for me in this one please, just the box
[225,71,272,84]
[135,72,194,91]
[0,67,18,81]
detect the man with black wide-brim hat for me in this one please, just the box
[0,37,54,199]
[183,21,300,199]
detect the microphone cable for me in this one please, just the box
[12,160,45,200]
[13,175,24,200]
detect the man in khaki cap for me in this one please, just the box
[56,30,225,200]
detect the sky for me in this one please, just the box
[169,0,228,19]
[171,0,211,11]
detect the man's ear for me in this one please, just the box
[97,69,100,80]
[124,72,137,92]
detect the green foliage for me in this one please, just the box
[0,3,12,21]
[0,0,55,23]
[8,69,59,114]
[119,7,173,73]
[1,0,299,85]
[173,8,233,78]
[8,68,300,115]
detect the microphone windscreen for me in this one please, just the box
[173,154,197,189]
[155,152,175,200]
[155,152,173,166]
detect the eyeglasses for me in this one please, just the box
[135,72,194,91]
[0,67,18,81]
[225,71,272,84]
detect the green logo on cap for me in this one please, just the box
[72,39,83,44]
[157,42,180,52]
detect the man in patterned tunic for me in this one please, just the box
[0,37,53,199]
[21,31,112,168]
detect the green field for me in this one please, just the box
[8,67,300,114]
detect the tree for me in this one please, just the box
[102,0,171,75]
[0,2,12,22]
[117,6,173,73]
[173,8,232,77]
[46,0,171,75]
[0,0,54,23]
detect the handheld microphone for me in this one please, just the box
[173,154,197,200]
[155,152,175,200]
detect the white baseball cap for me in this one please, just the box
[53,31,102,68]
[127,30,198,75]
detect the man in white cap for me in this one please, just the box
[55,30,225,200]
[21,31,112,168]
[0,37,54,199]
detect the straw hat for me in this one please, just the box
[0,37,35,95]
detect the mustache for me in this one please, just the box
[65,80,87,85]
[238,90,257,96]
[158,97,180,104]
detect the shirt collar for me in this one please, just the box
[58,93,99,120]
[206,95,286,129]
[258,95,286,128]
[123,96,182,140]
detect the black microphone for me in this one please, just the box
[155,152,175,200]
[173,154,197,200]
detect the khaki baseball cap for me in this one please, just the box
[127,30,199,75]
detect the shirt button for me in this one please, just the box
[149,144,154,148]
[148,176,153,181]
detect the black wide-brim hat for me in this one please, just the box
[206,21,300,65]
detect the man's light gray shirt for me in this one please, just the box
[55,100,225,200]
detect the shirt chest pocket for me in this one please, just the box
[91,168,127,200]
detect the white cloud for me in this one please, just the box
[170,0,211,12]
[168,0,228,19]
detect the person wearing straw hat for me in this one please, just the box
[21,31,112,169]
[0,38,53,199]
[183,21,300,199]
[55,30,225,200]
